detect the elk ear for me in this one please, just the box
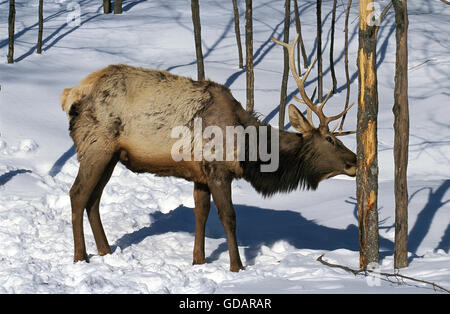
[288,104,313,133]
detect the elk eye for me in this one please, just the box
[326,136,334,145]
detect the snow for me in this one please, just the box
[0,0,449,293]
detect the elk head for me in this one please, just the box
[273,34,357,183]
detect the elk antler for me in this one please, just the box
[271,34,355,136]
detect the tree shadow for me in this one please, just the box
[223,16,286,88]
[123,0,147,12]
[165,13,235,73]
[436,224,449,253]
[408,179,450,260]
[113,202,394,265]
[13,2,104,62]
[1,0,95,60]
[344,180,450,262]
[48,145,75,177]
[0,169,32,186]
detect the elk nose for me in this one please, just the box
[344,162,356,177]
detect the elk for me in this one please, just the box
[61,34,356,272]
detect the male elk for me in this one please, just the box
[61,35,356,272]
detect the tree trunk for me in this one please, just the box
[316,0,323,102]
[339,0,353,132]
[293,0,308,71]
[329,0,338,94]
[37,0,43,54]
[232,0,243,69]
[245,0,254,112]
[103,0,112,14]
[392,0,409,270]
[7,0,15,64]
[278,0,290,130]
[114,0,122,14]
[191,0,205,81]
[356,0,379,270]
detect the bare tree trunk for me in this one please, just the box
[232,0,243,69]
[114,0,122,14]
[278,0,290,130]
[316,0,323,102]
[339,0,353,132]
[245,0,254,111]
[329,0,338,93]
[392,0,409,270]
[191,0,205,81]
[293,0,308,72]
[356,0,379,270]
[37,0,43,54]
[7,0,15,64]
[103,0,112,14]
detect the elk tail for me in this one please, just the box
[60,88,72,114]
[60,81,95,118]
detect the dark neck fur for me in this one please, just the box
[237,111,323,197]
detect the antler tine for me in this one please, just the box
[324,102,355,126]
[334,130,356,136]
[272,35,321,125]
[272,35,355,134]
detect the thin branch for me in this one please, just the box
[317,254,361,275]
[439,0,450,5]
[330,0,338,94]
[293,0,309,70]
[317,254,450,293]
[232,0,243,69]
[338,0,352,132]
[377,1,393,25]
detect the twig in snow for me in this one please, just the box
[316,254,450,293]
[408,58,438,71]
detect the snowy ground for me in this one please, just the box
[0,0,449,293]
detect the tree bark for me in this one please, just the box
[232,0,243,69]
[356,0,379,270]
[245,0,254,112]
[293,0,308,71]
[7,0,15,64]
[392,0,409,270]
[37,0,43,54]
[191,0,205,81]
[278,0,290,130]
[103,0,112,14]
[114,0,122,14]
[329,0,338,94]
[316,0,323,102]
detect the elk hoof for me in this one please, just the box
[73,253,89,263]
[230,264,245,272]
[98,247,112,256]
[192,257,206,265]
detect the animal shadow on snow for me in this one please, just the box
[114,203,393,265]
[0,169,32,186]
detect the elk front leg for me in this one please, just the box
[207,176,244,272]
[192,182,211,265]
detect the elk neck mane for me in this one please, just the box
[236,109,324,197]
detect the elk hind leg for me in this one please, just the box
[193,182,211,265]
[86,154,118,256]
[70,149,115,263]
